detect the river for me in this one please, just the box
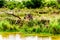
[0,33,60,40]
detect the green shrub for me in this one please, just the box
[52,25,60,34]
[0,20,11,31]
[0,20,18,32]
[5,1,25,9]
[16,2,25,9]
[25,1,34,8]
[4,0,58,9]
[5,1,16,10]
[31,0,42,8]
[42,0,58,7]
[24,0,42,8]
[0,0,5,8]
[57,4,60,9]
[49,20,60,34]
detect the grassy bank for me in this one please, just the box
[0,7,60,35]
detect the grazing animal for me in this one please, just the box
[24,14,33,20]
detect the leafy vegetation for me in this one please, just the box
[0,0,60,35]
[0,0,5,8]
[0,7,60,35]
[0,0,59,9]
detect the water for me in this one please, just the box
[0,34,52,40]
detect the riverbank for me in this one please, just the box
[0,7,60,35]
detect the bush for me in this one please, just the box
[5,1,16,10]
[25,1,34,8]
[31,0,42,8]
[0,0,5,8]
[24,0,42,8]
[49,19,60,34]
[52,26,60,34]
[16,2,25,9]
[57,4,60,9]
[42,0,58,7]
[0,20,11,31]
[3,0,58,9]
[5,1,25,9]
[0,20,18,32]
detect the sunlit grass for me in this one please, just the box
[0,7,60,35]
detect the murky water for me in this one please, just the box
[0,33,60,40]
[0,34,51,40]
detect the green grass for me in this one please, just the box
[0,7,60,35]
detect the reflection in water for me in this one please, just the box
[42,37,51,40]
[25,36,37,40]
[0,34,51,40]
[0,35,3,40]
[8,35,15,40]
[3,37,7,40]
[16,34,22,40]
